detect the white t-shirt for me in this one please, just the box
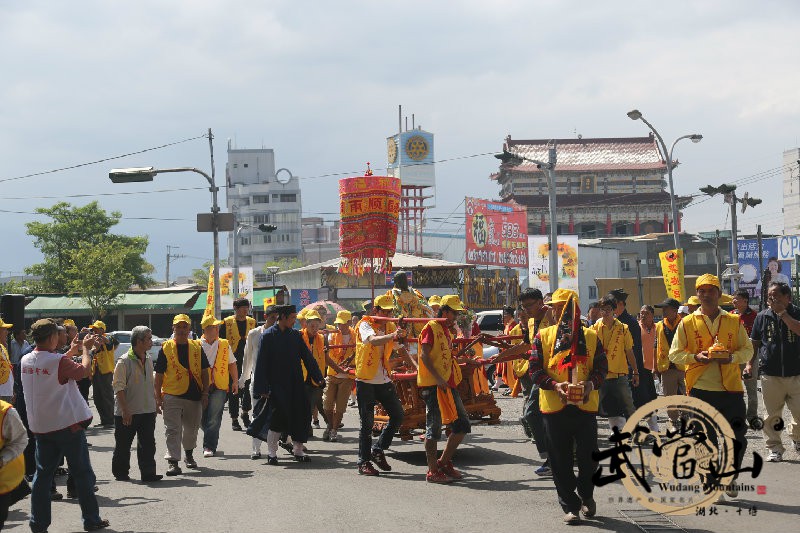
[357,321,394,385]
[201,338,219,368]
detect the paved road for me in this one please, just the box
[4,385,797,533]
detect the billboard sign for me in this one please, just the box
[737,238,791,300]
[465,197,528,267]
[527,235,579,293]
[219,267,254,310]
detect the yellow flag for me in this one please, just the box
[659,249,685,303]
[263,296,276,311]
[203,266,215,319]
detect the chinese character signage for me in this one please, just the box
[219,267,254,310]
[527,235,579,293]
[291,288,318,311]
[465,197,528,267]
[659,249,685,303]
[737,238,791,300]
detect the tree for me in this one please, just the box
[263,258,303,274]
[64,240,138,319]
[25,202,155,292]
[191,260,228,288]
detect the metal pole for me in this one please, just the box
[232,224,241,303]
[636,258,644,308]
[730,192,740,291]
[547,145,559,294]
[638,117,680,250]
[208,127,221,318]
[715,230,722,279]
[165,246,171,287]
[757,225,764,310]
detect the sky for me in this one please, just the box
[2,1,799,282]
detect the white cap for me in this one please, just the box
[677,305,690,314]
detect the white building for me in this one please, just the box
[783,147,800,234]
[225,142,302,284]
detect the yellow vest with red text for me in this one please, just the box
[681,313,743,393]
[224,316,256,353]
[355,318,396,380]
[591,319,632,377]
[328,327,356,378]
[656,318,685,373]
[301,329,326,384]
[538,325,600,414]
[206,338,231,391]
[418,320,462,387]
[0,346,11,385]
[0,401,24,494]
[161,340,204,396]
[514,313,554,378]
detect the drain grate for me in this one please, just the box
[619,509,688,532]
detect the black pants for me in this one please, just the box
[91,372,115,426]
[0,480,30,529]
[77,378,91,404]
[111,413,157,479]
[228,354,251,419]
[690,389,747,473]
[520,378,548,458]
[356,381,404,465]
[543,407,599,514]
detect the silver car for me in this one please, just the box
[108,330,163,361]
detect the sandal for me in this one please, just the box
[84,519,110,531]
[293,454,311,463]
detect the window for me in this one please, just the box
[253,195,269,204]
[696,252,708,265]
[589,286,598,299]
[233,164,238,168]
[240,236,250,246]
[280,194,296,203]
[580,175,596,193]
[253,214,269,224]
[621,258,632,272]
[243,163,249,168]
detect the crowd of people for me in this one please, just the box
[0,274,798,528]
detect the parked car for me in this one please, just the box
[107,330,163,361]
[475,310,504,336]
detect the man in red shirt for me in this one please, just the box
[732,289,759,426]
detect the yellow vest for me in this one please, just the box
[224,316,256,353]
[656,317,685,373]
[94,336,116,375]
[0,401,24,494]
[301,329,326,384]
[418,321,462,387]
[161,340,204,396]
[514,313,554,377]
[0,345,11,385]
[355,317,396,380]
[205,338,231,391]
[681,313,743,393]
[328,327,356,378]
[591,319,632,376]
[538,325,600,414]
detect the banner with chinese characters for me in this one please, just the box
[338,173,401,275]
[203,266,215,319]
[736,238,791,301]
[463,269,519,309]
[218,267,253,310]
[659,249,685,303]
[465,197,528,268]
[527,235,579,293]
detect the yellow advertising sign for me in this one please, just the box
[659,249,685,303]
[263,296,277,310]
[203,266,215,320]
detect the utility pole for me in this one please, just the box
[165,245,185,287]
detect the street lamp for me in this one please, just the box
[495,143,558,294]
[627,109,702,250]
[265,265,280,295]
[109,165,224,317]
[699,183,762,291]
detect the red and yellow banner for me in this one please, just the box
[659,249,685,303]
[338,174,401,275]
[465,197,528,267]
[203,266,215,320]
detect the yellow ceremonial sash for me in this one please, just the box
[355,317,396,381]
[417,320,462,387]
[328,328,356,378]
[656,318,685,373]
[538,325,600,414]
[161,340,204,396]
[224,316,256,353]
[0,401,24,494]
[591,319,630,376]
[301,329,326,384]
[0,346,11,385]
[206,339,231,391]
[681,313,743,393]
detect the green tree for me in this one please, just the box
[25,202,154,292]
[64,240,139,319]
[263,258,303,274]
[191,260,228,287]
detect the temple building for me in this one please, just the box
[492,135,691,238]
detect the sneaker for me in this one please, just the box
[184,451,197,469]
[312,419,321,429]
[231,419,243,431]
[437,459,463,480]
[580,498,597,517]
[563,511,580,525]
[114,474,130,481]
[279,441,294,455]
[203,448,214,458]
[267,456,279,466]
[141,474,163,482]
[767,450,783,462]
[534,462,551,476]
[347,399,356,407]
[166,461,182,476]
[250,452,262,460]
[322,429,331,441]
[51,489,64,500]
[426,470,453,484]
[338,422,345,429]
[371,449,392,471]
[329,430,339,442]
[84,518,110,531]
[358,461,380,476]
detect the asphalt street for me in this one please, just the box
[3,384,797,533]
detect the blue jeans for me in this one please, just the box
[356,381,404,465]
[201,388,229,452]
[31,428,101,532]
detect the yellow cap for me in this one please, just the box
[685,295,701,306]
[334,310,352,324]
[695,273,721,289]
[89,320,106,331]
[172,314,191,325]
[428,295,442,306]
[440,295,465,311]
[62,319,76,327]
[201,315,223,329]
[374,294,395,310]
[0,318,12,329]
[549,288,579,305]
[305,310,322,322]
[719,293,733,305]
[297,308,309,319]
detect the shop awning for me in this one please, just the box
[190,289,279,313]
[26,292,200,315]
